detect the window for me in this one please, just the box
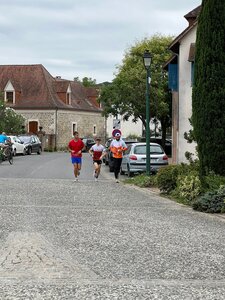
[6,91,14,103]
[66,92,71,105]
[93,125,96,135]
[72,122,77,136]
[134,145,164,155]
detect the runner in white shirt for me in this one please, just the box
[89,137,106,181]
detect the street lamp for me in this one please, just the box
[143,50,152,176]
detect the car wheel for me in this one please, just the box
[13,149,16,156]
[120,167,125,175]
[127,165,133,177]
[27,147,32,155]
[37,147,42,155]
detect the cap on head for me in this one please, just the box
[112,129,122,138]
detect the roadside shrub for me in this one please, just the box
[204,173,225,192]
[156,165,181,193]
[192,186,225,213]
[176,172,202,201]
[125,174,157,188]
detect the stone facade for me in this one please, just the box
[16,109,105,149]
[57,110,105,149]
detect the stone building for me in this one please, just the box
[0,64,105,149]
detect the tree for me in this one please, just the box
[99,34,173,143]
[192,0,225,175]
[0,97,25,134]
[74,76,97,87]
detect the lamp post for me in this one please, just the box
[143,50,152,176]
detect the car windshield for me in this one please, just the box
[18,136,31,143]
[134,145,164,155]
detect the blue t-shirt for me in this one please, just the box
[0,135,9,143]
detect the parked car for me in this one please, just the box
[140,136,172,156]
[8,135,26,156]
[120,142,168,177]
[150,137,172,156]
[18,135,42,155]
[81,137,95,152]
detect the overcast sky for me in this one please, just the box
[0,0,201,83]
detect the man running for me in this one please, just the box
[89,137,106,181]
[110,130,127,183]
[68,131,85,182]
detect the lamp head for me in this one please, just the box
[143,50,152,69]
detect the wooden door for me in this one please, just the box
[29,121,38,134]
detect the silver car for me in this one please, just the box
[8,135,26,156]
[121,142,168,177]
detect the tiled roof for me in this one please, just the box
[0,64,101,112]
[169,5,201,53]
[184,5,201,21]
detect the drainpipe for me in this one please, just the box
[55,107,58,151]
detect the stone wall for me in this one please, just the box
[57,110,105,149]
[16,110,56,134]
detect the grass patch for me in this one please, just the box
[124,174,157,188]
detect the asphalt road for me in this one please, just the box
[0,153,225,299]
[0,152,124,181]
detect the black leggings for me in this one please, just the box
[113,158,122,179]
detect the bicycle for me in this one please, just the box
[0,142,13,165]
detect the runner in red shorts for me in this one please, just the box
[89,137,106,181]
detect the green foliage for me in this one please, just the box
[203,173,225,192]
[99,34,173,136]
[0,99,25,134]
[124,174,157,188]
[176,172,202,201]
[74,76,97,87]
[156,162,200,194]
[156,165,182,193]
[192,0,225,176]
[192,186,225,213]
[125,134,139,140]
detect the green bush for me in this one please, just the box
[204,173,225,192]
[192,186,225,213]
[176,172,202,201]
[156,165,181,193]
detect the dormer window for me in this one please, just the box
[4,80,15,104]
[66,84,72,105]
[6,91,14,103]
